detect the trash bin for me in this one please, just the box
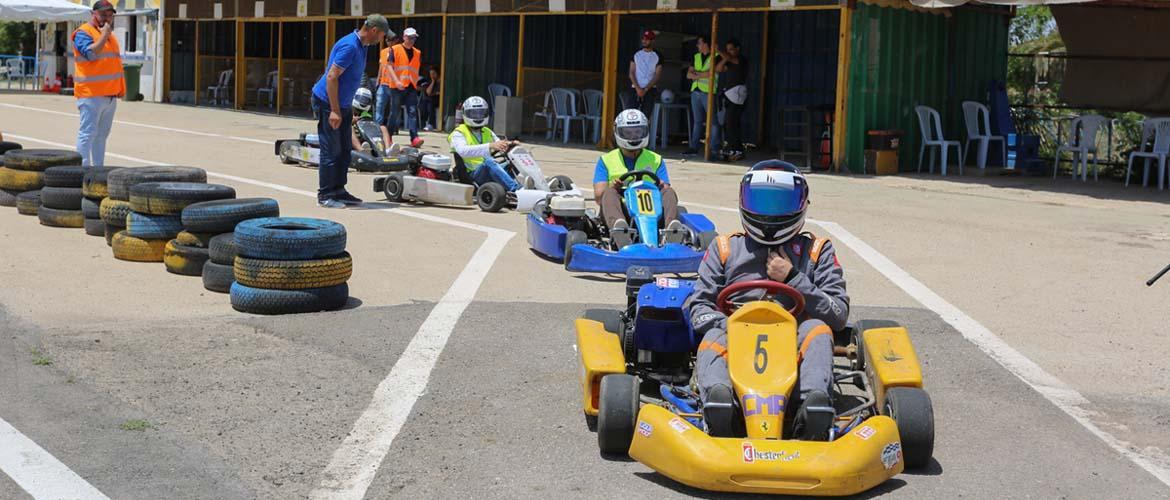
[864,129,903,175]
[122,64,142,102]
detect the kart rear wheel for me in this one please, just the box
[278,141,299,165]
[884,387,934,469]
[598,374,639,456]
[383,173,405,202]
[477,182,507,213]
[549,175,574,192]
[696,230,717,252]
[563,230,587,269]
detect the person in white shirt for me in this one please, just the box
[621,30,663,119]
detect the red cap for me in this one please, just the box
[92,0,116,12]
[642,30,656,40]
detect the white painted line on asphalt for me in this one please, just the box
[683,200,1170,485]
[0,103,272,144]
[7,132,515,500]
[0,417,111,500]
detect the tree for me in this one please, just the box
[0,21,35,56]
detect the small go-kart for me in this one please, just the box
[527,171,716,274]
[275,120,416,173]
[373,145,580,213]
[575,267,935,496]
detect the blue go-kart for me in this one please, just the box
[527,170,717,274]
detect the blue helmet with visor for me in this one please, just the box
[739,160,809,245]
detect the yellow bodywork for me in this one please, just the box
[726,301,798,440]
[576,318,627,416]
[862,326,923,409]
[630,405,904,496]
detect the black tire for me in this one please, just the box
[81,197,101,218]
[677,205,688,215]
[175,230,217,248]
[549,175,574,192]
[42,166,86,187]
[39,187,83,210]
[181,197,280,233]
[99,198,132,227]
[129,182,236,215]
[107,166,207,201]
[277,140,300,165]
[81,166,123,199]
[2,149,82,171]
[234,252,353,290]
[84,217,105,236]
[477,182,507,213]
[164,240,211,276]
[853,320,901,372]
[16,190,41,215]
[383,173,405,202]
[234,217,347,260]
[104,224,116,246]
[202,260,235,293]
[125,212,184,239]
[38,206,85,228]
[230,282,350,315]
[696,230,717,252]
[597,374,639,456]
[583,309,623,336]
[884,387,934,470]
[0,141,22,157]
[0,188,17,207]
[208,233,238,265]
[563,230,588,269]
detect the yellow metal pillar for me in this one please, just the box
[276,21,284,115]
[599,11,621,149]
[702,12,719,160]
[438,15,448,129]
[163,20,171,103]
[193,21,200,106]
[235,20,245,110]
[756,12,769,147]
[516,14,526,100]
[831,5,853,172]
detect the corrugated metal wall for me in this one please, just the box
[763,9,839,152]
[442,16,520,117]
[843,3,1008,173]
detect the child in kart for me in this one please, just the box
[592,109,684,248]
[447,96,521,192]
[684,160,848,440]
[349,87,394,154]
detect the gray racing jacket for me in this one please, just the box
[685,232,850,338]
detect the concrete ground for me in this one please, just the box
[0,92,1167,499]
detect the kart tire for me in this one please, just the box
[39,187,83,210]
[0,188,17,207]
[107,166,207,201]
[16,190,41,215]
[129,182,236,215]
[104,224,116,246]
[234,217,347,260]
[477,182,507,213]
[549,175,574,192]
[208,233,238,265]
[0,141,22,157]
[277,140,300,165]
[563,230,588,269]
[176,230,217,248]
[38,206,85,228]
[853,320,901,372]
[583,308,623,336]
[99,198,132,227]
[111,232,168,262]
[125,212,184,239]
[181,197,280,233]
[676,205,688,215]
[164,240,211,276]
[3,149,81,171]
[0,167,44,191]
[81,167,123,199]
[598,374,639,456]
[202,260,235,293]
[234,252,353,290]
[42,166,86,188]
[81,197,101,218]
[383,173,405,202]
[696,230,717,252]
[84,217,105,236]
[884,387,934,470]
[229,282,349,315]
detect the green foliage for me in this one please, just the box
[0,21,35,56]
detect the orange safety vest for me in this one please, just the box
[388,44,421,90]
[70,23,125,99]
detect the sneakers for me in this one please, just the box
[611,219,634,250]
[703,385,736,438]
[662,219,686,244]
[318,198,345,209]
[410,137,425,148]
[335,191,364,206]
[794,390,836,441]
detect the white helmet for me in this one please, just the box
[660,89,675,104]
[352,87,373,113]
[614,109,650,151]
[462,96,490,128]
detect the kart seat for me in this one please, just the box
[451,153,477,186]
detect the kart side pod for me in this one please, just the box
[576,318,626,416]
[862,325,924,408]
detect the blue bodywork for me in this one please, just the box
[623,181,663,247]
[526,211,568,260]
[633,279,697,352]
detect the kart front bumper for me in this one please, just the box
[630,404,904,496]
[566,242,704,274]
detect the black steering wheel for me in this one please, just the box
[617,170,661,189]
[716,280,806,317]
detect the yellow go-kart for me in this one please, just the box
[575,271,934,496]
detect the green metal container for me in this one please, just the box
[123,64,142,101]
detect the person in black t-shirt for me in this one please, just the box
[715,38,748,162]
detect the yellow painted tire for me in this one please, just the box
[233,252,352,290]
[99,198,132,227]
[175,230,218,248]
[164,240,210,276]
[37,207,85,228]
[111,232,167,262]
[0,167,44,191]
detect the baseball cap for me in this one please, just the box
[364,14,390,34]
[92,0,116,12]
[642,30,656,40]
[404,27,419,38]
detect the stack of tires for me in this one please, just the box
[0,141,23,207]
[122,181,236,267]
[0,149,81,214]
[39,166,87,229]
[104,166,206,261]
[230,217,352,315]
[179,198,281,292]
[81,167,123,239]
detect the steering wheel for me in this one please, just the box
[617,170,661,189]
[716,280,805,317]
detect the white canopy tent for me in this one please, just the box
[909,0,1093,7]
[0,0,90,89]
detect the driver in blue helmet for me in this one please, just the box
[683,160,849,440]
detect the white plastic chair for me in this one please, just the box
[583,89,603,143]
[5,58,29,90]
[915,105,962,175]
[1053,114,1108,181]
[961,101,1006,169]
[206,69,233,106]
[531,90,555,139]
[1126,118,1170,189]
[255,71,278,108]
[486,83,512,126]
[549,88,586,144]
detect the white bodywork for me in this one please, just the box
[507,147,581,212]
[399,154,475,205]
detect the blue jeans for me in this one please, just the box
[76,96,118,167]
[312,96,352,200]
[689,90,720,156]
[374,85,394,131]
[470,157,521,192]
[390,87,420,140]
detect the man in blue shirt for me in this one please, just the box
[312,14,391,208]
[592,109,682,247]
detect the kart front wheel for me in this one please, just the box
[383,173,406,202]
[563,230,587,269]
[277,141,299,165]
[598,374,639,456]
[884,387,935,469]
[549,175,574,192]
[477,183,507,212]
